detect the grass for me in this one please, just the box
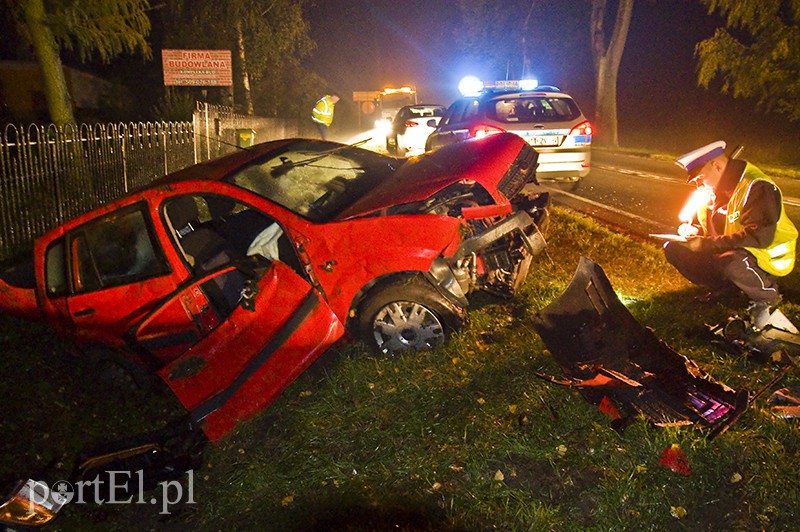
[1,206,799,531]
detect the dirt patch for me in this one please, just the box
[502,454,602,525]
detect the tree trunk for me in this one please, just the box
[521,0,536,79]
[590,0,634,147]
[21,0,75,125]
[235,18,254,116]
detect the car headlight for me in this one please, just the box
[0,479,67,527]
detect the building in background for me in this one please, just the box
[0,61,113,123]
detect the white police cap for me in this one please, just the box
[675,141,726,180]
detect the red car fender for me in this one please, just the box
[0,277,41,321]
[297,215,464,319]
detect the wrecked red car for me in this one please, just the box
[0,133,548,442]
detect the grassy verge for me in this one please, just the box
[1,206,799,530]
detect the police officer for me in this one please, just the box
[664,140,798,329]
[311,92,340,140]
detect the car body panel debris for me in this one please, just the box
[532,256,747,437]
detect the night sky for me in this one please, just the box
[306,0,799,158]
[306,0,715,103]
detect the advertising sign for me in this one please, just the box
[162,49,232,87]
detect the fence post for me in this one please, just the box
[121,124,129,193]
[48,125,64,226]
[204,102,210,161]
[192,108,199,165]
[163,122,168,176]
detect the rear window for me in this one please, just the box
[488,96,581,124]
[408,107,445,118]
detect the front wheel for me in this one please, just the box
[356,275,465,355]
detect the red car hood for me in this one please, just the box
[336,133,533,219]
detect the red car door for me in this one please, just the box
[61,203,178,347]
[131,257,344,442]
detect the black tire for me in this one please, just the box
[356,275,466,355]
[550,178,582,193]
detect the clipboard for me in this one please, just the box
[649,233,687,242]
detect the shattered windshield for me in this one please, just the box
[225,140,399,222]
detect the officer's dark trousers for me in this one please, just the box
[663,242,780,304]
[314,121,329,140]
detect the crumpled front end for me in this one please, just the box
[427,192,550,305]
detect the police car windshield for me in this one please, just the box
[488,96,580,124]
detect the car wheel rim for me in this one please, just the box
[372,301,445,355]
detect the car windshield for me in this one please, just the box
[408,106,445,118]
[488,96,580,124]
[224,140,399,222]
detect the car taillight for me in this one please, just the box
[568,121,592,146]
[404,121,419,128]
[470,124,505,139]
[569,121,592,137]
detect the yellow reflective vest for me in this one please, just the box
[725,163,797,276]
[312,95,336,127]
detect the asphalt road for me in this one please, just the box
[530,149,800,241]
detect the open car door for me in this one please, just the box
[129,256,344,441]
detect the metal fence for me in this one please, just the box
[0,104,299,261]
[193,102,300,161]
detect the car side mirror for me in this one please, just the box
[426,119,438,128]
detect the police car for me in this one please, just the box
[426,78,592,183]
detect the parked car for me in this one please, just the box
[386,104,446,157]
[426,82,592,184]
[0,134,549,442]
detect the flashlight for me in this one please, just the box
[679,185,714,224]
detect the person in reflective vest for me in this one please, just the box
[664,140,798,329]
[311,93,340,140]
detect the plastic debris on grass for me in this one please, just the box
[532,257,748,439]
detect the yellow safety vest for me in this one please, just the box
[312,95,336,127]
[725,163,797,276]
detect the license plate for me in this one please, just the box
[527,135,561,147]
